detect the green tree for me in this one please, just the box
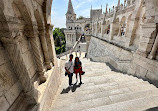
[53,28,66,54]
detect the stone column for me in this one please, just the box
[70,34,72,42]
[148,34,158,59]
[101,23,104,37]
[72,34,74,43]
[136,23,157,57]
[96,23,98,36]
[68,34,70,42]
[72,34,73,42]
[117,24,121,36]
[46,24,55,65]
[109,22,115,40]
[29,33,46,83]
[0,37,38,104]
[65,34,67,42]
[39,30,52,70]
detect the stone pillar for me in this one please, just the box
[72,34,74,43]
[0,37,38,104]
[101,23,104,37]
[29,34,46,83]
[46,24,57,66]
[109,22,115,40]
[148,34,158,59]
[96,23,98,36]
[68,34,70,42]
[39,30,52,70]
[65,34,67,42]
[136,23,157,57]
[70,34,72,42]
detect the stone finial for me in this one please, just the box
[118,0,120,6]
[106,4,108,14]
[101,5,102,13]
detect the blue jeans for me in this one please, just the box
[68,73,73,85]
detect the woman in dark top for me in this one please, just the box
[74,57,83,84]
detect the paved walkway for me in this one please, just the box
[51,53,158,111]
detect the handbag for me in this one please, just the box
[81,71,85,75]
[65,62,73,76]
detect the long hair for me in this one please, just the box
[74,57,80,67]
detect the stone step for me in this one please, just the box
[52,90,158,111]
[59,72,144,91]
[79,75,144,86]
[51,57,158,111]
[57,81,155,102]
[82,95,158,111]
[53,88,158,108]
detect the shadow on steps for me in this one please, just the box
[60,83,81,94]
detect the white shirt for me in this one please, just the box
[65,61,74,73]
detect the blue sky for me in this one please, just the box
[51,0,124,28]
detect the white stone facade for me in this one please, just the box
[64,0,91,50]
[88,0,158,83]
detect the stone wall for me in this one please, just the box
[0,43,22,111]
[0,0,62,111]
[88,36,158,83]
[87,0,158,83]
[88,37,133,73]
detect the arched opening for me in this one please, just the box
[106,20,110,35]
[119,16,126,36]
[85,24,91,35]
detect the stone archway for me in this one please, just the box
[119,16,126,36]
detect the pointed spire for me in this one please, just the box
[118,0,120,6]
[66,0,75,14]
[91,5,92,10]
[101,5,102,13]
[106,4,108,14]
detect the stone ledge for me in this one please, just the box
[92,35,132,52]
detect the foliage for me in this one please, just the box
[53,28,66,54]
[78,16,84,20]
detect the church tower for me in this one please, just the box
[66,0,76,25]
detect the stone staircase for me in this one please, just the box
[50,56,158,111]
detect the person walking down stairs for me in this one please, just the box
[65,54,74,86]
[74,57,84,85]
